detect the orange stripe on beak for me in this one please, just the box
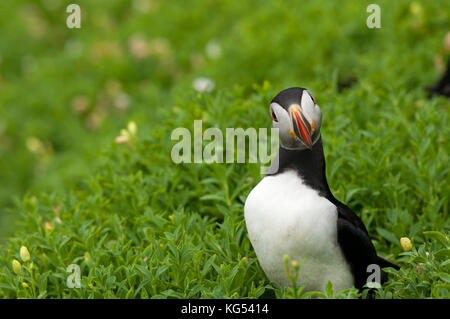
[289,104,313,149]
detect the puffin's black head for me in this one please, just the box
[270,87,322,150]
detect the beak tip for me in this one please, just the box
[302,134,313,150]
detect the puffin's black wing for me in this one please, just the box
[428,63,450,97]
[334,203,399,289]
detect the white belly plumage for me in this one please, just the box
[244,170,354,293]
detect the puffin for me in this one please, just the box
[244,87,398,293]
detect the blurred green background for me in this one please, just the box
[0,0,448,238]
[0,0,448,299]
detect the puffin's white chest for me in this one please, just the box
[244,170,354,292]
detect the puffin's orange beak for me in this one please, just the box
[289,104,313,149]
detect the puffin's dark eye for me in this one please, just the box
[271,110,278,122]
[307,91,316,104]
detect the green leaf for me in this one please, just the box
[410,255,427,263]
[433,249,450,261]
[303,291,327,299]
[125,288,135,299]
[201,255,217,278]
[437,273,450,283]
[423,231,449,247]
[325,281,334,298]
[199,194,227,203]
[376,227,398,245]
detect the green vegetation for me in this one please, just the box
[0,0,448,298]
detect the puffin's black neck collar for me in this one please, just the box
[268,136,333,198]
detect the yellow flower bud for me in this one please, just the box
[12,259,22,275]
[20,246,30,262]
[409,2,423,16]
[127,121,137,136]
[291,260,299,269]
[120,129,129,138]
[22,282,29,288]
[400,237,412,252]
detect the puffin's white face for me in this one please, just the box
[270,88,322,150]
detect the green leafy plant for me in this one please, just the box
[0,0,449,298]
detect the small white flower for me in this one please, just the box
[129,34,149,59]
[114,93,130,111]
[115,121,137,149]
[205,40,222,60]
[193,77,215,93]
[115,135,129,144]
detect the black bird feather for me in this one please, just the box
[428,63,450,97]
